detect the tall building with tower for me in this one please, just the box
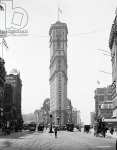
[49,21,68,125]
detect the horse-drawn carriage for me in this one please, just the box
[84,125,90,133]
[94,120,108,137]
[37,124,44,131]
[66,123,74,132]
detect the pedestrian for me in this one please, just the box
[110,127,114,135]
[54,126,58,138]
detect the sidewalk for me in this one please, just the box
[106,132,117,139]
[0,130,30,139]
[89,128,117,139]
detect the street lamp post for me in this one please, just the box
[0,108,3,118]
[0,107,3,134]
[49,114,53,133]
[57,117,60,126]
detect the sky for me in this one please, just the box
[0,0,117,124]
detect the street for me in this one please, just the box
[0,130,116,150]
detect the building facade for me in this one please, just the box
[5,72,22,122]
[94,86,112,119]
[109,11,117,118]
[0,58,6,127]
[100,101,113,119]
[4,83,13,120]
[49,21,68,125]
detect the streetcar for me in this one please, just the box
[66,123,74,132]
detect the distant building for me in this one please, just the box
[72,108,81,126]
[23,113,35,123]
[34,109,44,124]
[65,99,72,123]
[42,98,50,125]
[34,98,50,125]
[109,11,117,118]
[90,112,96,126]
[72,108,77,125]
[77,110,81,126]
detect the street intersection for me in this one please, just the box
[0,129,116,150]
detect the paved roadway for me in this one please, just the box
[0,130,116,150]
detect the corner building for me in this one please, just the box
[94,86,112,119]
[49,21,68,125]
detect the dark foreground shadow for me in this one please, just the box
[0,130,35,139]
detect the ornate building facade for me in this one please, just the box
[0,61,23,131]
[0,58,6,126]
[5,72,23,123]
[49,21,68,125]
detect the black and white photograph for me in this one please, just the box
[0,0,117,149]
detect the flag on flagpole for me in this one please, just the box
[97,80,100,85]
[57,7,62,21]
[58,7,62,14]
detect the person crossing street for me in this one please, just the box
[54,126,58,138]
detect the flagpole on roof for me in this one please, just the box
[57,7,62,21]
